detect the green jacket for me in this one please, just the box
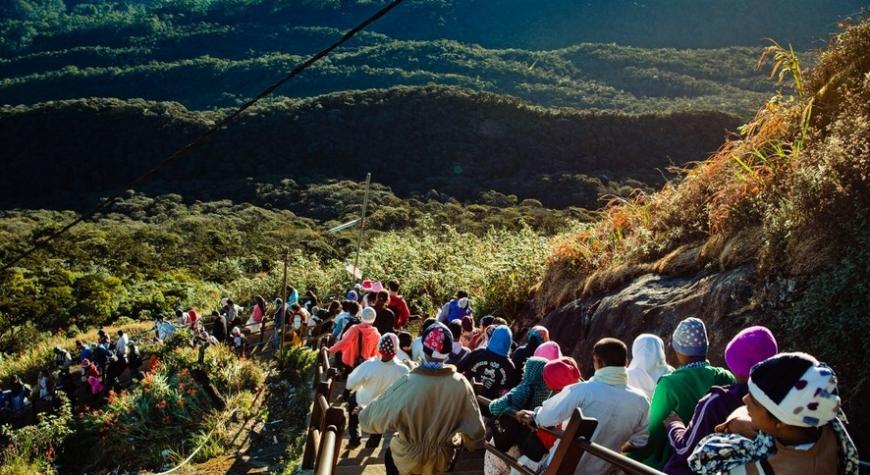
[629,362,734,470]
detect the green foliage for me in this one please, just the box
[0,393,72,475]
[0,90,736,212]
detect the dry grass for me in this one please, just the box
[540,20,870,306]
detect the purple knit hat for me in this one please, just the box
[725,326,778,379]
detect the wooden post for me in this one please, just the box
[545,408,598,475]
[351,173,371,287]
[278,248,288,365]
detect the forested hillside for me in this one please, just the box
[2,0,862,113]
[0,86,740,211]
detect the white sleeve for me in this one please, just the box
[534,385,583,428]
[629,401,650,447]
[346,362,369,391]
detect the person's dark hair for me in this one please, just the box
[493,317,508,326]
[456,290,468,299]
[376,290,390,303]
[211,310,220,317]
[285,286,296,295]
[117,330,124,335]
[254,295,266,310]
[388,280,400,292]
[593,338,628,367]
[480,315,495,328]
[421,317,437,336]
[290,303,301,312]
[327,300,341,316]
[448,320,463,340]
[226,299,234,306]
[346,301,360,315]
[398,331,413,349]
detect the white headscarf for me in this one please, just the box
[627,333,673,399]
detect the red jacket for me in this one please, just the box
[328,323,380,368]
[388,293,411,329]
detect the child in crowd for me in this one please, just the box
[688,352,858,474]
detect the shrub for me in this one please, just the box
[0,393,73,475]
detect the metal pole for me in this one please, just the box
[279,248,289,365]
[352,173,371,287]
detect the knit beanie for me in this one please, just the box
[379,333,399,359]
[422,322,453,360]
[725,326,778,379]
[529,325,550,343]
[543,357,581,392]
[534,341,562,361]
[672,317,708,357]
[346,290,358,301]
[749,352,841,428]
[361,307,377,324]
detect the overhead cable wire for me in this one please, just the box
[0,0,406,273]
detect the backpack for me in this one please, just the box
[447,299,469,322]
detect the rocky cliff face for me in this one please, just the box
[538,265,759,377]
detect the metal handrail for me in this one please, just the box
[315,426,339,475]
[476,395,663,475]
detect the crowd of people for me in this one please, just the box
[0,327,144,425]
[1,278,859,475]
[316,283,858,475]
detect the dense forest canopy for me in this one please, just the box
[0,88,740,211]
[1,0,862,112]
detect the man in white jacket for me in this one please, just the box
[346,332,411,447]
[518,338,650,475]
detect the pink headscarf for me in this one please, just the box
[543,357,581,392]
[534,341,562,361]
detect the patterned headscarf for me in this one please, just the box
[379,333,399,359]
[422,322,452,361]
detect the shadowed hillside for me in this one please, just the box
[0,85,740,210]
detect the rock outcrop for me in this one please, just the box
[540,265,761,377]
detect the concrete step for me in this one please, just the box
[334,463,387,475]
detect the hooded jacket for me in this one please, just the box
[510,329,545,371]
[457,325,517,399]
[328,322,380,368]
[489,356,551,416]
[627,334,673,400]
[359,365,486,475]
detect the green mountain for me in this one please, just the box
[0,86,740,210]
